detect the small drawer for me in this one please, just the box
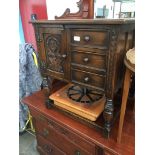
[71,51,107,71]
[71,29,109,49]
[37,135,66,155]
[71,69,106,90]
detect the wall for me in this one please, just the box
[19,0,48,50]
[19,13,25,44]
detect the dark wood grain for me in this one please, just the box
[32,19,134,137]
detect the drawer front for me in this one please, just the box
[47,119,96,154]
[30,111,116,155]
[31,109,96,154]
[35,122,94,155]
[71,29,109,49]
[71,69,106,90]
[37,135,66,155]
[71,51,107,71]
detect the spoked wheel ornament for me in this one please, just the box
[67,85,103,104]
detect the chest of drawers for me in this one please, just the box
[22,90,134,155]
[31,19,135,137]
[31,109,96,155]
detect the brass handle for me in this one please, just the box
[62,54,67,58]
[42,128,49,137]
[75,150,81,155]
[83,57,89,62]
[43,144,53,153]
[84,77,89,82]
[84,35,90,42]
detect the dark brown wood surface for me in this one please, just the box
[31,18,135,25]
[22,88,135,155]
[32,19,135,137]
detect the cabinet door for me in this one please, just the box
[38,27,68,81]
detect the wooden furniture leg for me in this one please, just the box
[103,99,114,138]
[117,68,131,143]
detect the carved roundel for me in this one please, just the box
[46,36,60,56]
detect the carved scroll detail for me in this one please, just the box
[45,35,64,73]
[55,0,94,19]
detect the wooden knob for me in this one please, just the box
[84,77,89,82]
[42,128,49,137]
[83,57,89,62]
[43,144,53,153]
[62,54,67,58]
[84,35,90,42]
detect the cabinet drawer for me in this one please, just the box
[37,135,66,155]
[30,109,96,154]
[47,119,96,154]
[71,69,106,91]
[35,120,95,155]
[71,29,109,49]
[71,50,107,71]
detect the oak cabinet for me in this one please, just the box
[32,19,135,137]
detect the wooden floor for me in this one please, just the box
[23,81,135,155]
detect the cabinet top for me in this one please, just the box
[31,18,135,25]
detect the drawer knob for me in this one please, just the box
[42,128,49,137]
[62,54,67,58]
[43,144,53,153]
[84,35,90,42]
[83,57,89,62]
[84,77,89,82]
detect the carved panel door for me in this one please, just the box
[38,27,69,81]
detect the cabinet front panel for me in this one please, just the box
[38,27,68,80]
